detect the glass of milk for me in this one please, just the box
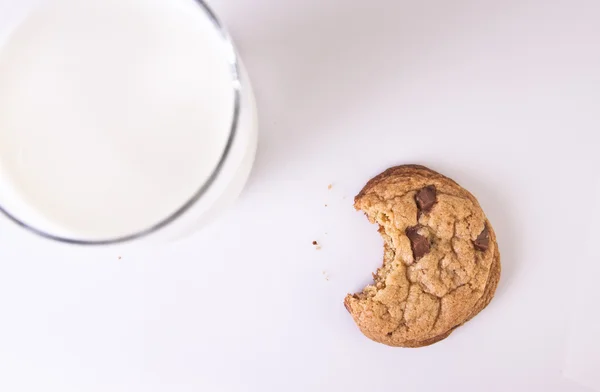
[0,0,258,245]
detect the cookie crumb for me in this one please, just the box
[325,204,328,207]
[118,256,122,260]
[322,271,329,281]
[312,241,318,245]
[328,184,333,190]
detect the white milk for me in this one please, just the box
[0,0,257,243]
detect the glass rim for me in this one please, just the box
[0,0,242,246]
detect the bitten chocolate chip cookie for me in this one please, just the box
[344,165,500,348]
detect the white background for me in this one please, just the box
[0,0,599,391]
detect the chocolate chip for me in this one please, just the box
[415,186,437,212]
[473,227,490,251]
[406,226,431,260]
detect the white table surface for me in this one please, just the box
[1,0,599,391]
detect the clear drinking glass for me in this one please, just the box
[0,0,258,245]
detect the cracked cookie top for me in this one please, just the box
[345,165,500,347]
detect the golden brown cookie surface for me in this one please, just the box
[345,165,500,348]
